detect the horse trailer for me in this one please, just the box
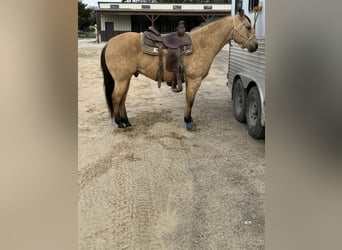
[227,0,265,139]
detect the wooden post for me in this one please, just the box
[146,14,160,27]
[201,15,214,22]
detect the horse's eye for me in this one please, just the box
[246,25,251,30]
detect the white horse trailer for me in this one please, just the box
[227,0,265,139]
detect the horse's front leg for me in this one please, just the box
[184,78,202,130]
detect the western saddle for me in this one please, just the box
[141,21,193,92]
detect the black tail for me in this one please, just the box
[101,45,114,118]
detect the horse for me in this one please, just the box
[101,11,258,130]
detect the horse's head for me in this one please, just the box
[232,10,258,52]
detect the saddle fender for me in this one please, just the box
[141,31,193,92]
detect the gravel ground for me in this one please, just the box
[78,38,265,250]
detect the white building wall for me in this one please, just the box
[101,15,113,31]
[101,15,131,32]
[114,15,131,31]
[98,3,231,11]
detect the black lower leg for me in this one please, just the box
[184,116,193,124]
[121,117,132,127]
[114,115,124,128]
[184,116,193,130]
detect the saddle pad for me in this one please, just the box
[141,33,193,56]
[141,33,160,55]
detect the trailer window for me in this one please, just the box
[249,0,259,11]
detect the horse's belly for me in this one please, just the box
[139,67,175,83]
[162,70,174,82]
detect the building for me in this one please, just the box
[95,1,232,41]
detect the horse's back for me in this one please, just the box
[107,32,140,47]
[105,32,141,59]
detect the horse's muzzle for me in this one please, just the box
[248,43,258,52]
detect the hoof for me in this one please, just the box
[124,122,132,127]
[172,87,183,93]
[186,121,193,131]
[118,123,125,128]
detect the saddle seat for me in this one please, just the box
[142,28,193,54]
[141,26,193,92]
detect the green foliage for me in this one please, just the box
[78,0,96,32]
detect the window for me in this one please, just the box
[235,0,243,15]
[249,0,259,11]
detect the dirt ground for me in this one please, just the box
[78,38,265,250]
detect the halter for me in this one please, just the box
[231,6,262,42]
[231,15,256,42]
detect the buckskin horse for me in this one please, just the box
[101,11,258,130]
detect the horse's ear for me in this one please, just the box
[239,9,245,18]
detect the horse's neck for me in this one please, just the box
[192,16,234,56]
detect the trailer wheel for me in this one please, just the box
[232,79,247,123]
[247,86,265,139]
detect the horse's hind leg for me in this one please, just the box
[120,81,131,127]
[113,79,131,128]
[184,78,201,130]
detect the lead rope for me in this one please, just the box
[253,6,263,30]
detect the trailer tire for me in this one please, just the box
[246,86,265,139]
[232,79,247,123]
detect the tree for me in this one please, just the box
[78,0,95,31]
